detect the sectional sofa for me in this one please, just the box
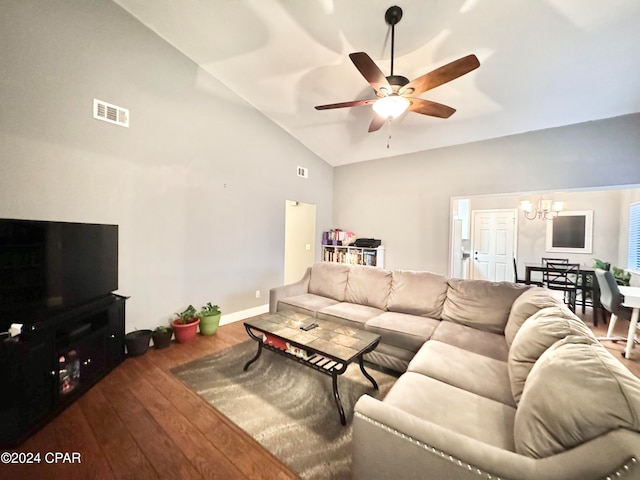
[269,262,640,480]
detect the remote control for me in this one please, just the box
[300,323,318,331]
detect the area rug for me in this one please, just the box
[171,340,397,480]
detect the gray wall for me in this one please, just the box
[0,0,332,330]
[466,189,639,275]
[334,114,640,274]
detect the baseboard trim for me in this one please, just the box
[220,304,269,325]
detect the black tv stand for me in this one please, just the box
[0,294,127,447]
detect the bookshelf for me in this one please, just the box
[322,245,385,268]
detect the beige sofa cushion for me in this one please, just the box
[308,262,351,301]
[504,287,563,348]
[277,293,339,317]
[508,307,596,404]
[408,341,515,407]
[345,265,392,310]
[386,270,448,317]
[514,336,640,458]
[365,311,440,353]
[384,372,517,451]
[431,321,509,361]
[441,279,529,334]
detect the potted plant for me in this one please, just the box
[593,259,631,286]
[199,303,222,336]
[151,325,173,349]
[171,305,200,343]
[124,329,153,357]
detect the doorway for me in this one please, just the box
[470,209,518,281]
[283,200,316,284]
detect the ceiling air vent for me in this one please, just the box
[297,166,308,179]
[93,99,129,128]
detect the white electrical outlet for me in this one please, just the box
[255,290,261,299]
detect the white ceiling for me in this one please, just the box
[114,0,640,167]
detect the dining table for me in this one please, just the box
[619,285,640,359]
[524,263,602,325]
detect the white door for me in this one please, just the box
[283,200,316,284]
[471,209,517,281]
[451,218,464,278]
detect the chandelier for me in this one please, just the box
[520,198,564,220]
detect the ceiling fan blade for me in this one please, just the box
[314,98,376,110]
[368,115,386,133]
[400,54,480,96]
[408,98,456,118]
[349,52,391,93]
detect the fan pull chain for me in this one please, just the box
[386,118,392,149]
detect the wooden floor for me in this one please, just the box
[2,321,298,480]
[2,308,639,480]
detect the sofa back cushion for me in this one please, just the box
[504,287,563,348]
[508,306,596,403]
[345,265,392,310]
[386,270,448,317]
[441,279,529,334]
[309,263,351,301]
[514,336,640,458]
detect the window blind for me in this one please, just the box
[629,201,640,270]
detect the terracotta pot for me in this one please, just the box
[171,318,200,343]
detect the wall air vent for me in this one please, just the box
[93,99,129,128]
[297,166,309,179]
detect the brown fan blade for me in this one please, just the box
[368,114,386,133]
[349,52,391,93]
[399,54,480,96]
[314,98,376,110]
[408,98,456,118]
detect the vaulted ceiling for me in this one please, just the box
[115,0,640,166]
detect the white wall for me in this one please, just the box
[0,1,332,331]
[334,114,640,274]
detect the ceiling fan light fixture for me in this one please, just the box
[372,95,410,119]
[313,5,480,134]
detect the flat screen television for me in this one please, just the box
[0,219,118,332]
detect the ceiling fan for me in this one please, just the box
[314,5,480,133]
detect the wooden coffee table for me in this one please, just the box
[243,310,381,425]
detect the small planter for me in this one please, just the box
[125,330,153,357]
[199,313,221,336]
[172,318,200,344]
[152,327,173,349]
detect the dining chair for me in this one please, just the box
[541,257,569,266]
[584,272,604,326]
[542,258,596,317]
[513,258,542,286]
[594,269,637,347]
[542,261,580,312]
